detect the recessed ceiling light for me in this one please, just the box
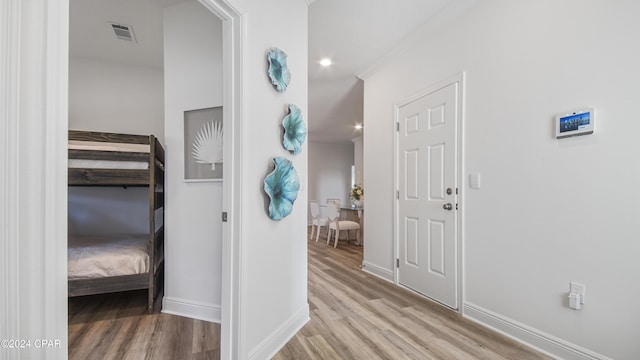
[354,124,363,130]
[320,58,332,67]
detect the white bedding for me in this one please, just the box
[68,234,149,279]
[68,140,150,153]
[68,140,150,170]
[67,159,149,170]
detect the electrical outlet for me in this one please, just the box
[570,282,586,304]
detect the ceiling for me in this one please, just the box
[308,0,454,142]
[70,0,463,143]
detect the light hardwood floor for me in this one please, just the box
[68,290,220,360]
[69,231,551,359]
[274,236,551,359]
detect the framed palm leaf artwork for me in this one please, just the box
[184,106,223,181]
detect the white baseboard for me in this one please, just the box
[463,303,611,360]
[249,303,310,360]
[162,296,221,323]
[361,261,394,282]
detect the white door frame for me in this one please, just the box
[2,1,70,359]
[393,72,465,312]
[197,1,245,358]
[2,1,245,359]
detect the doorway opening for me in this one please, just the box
[65,0,244,358]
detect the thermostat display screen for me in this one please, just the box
[559,112,591,133]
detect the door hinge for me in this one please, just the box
[455,203,458,210]
[222,212,228,222]
[396,258,400,268]
[396,190,400,199]
[456,187,458,195]
[396,122,400,132]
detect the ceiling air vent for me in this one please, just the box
[110,23,136,43]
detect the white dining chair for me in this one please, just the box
[326,203,360,248]
[309,201,329,242]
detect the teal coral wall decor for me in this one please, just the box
[264,157,299,220]
[282,104,306,155]
[267,47,291,92]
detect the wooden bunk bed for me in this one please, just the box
[67,130,165,313]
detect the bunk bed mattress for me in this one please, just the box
[68,140,150,153]
[68,140,151,169]
[67,159,149,170]
[68,235,149,279]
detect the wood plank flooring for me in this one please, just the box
[68,290,220,360]
[69,231,551,359]
[274,235,551,359]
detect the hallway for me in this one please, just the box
[275,237,550,359]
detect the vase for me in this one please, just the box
[352,199,363,208]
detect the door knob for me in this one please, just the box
[443,203,453,211]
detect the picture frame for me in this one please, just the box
[184,106,223,181]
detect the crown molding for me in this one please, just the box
[305,0,316,5]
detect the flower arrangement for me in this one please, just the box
[350,184,363,201]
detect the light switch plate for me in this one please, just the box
[299,174,305,191]
[469,173,481,189]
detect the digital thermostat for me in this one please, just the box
[555,108,594,139]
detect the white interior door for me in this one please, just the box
[397,81,459,309]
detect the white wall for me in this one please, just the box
[163,1,223,322]
[352,136,363,186]
[69,57,164,141]
[362,1,640,359]
[308,141,353,223]
[68,187,149,235]
[237,0,309,358]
